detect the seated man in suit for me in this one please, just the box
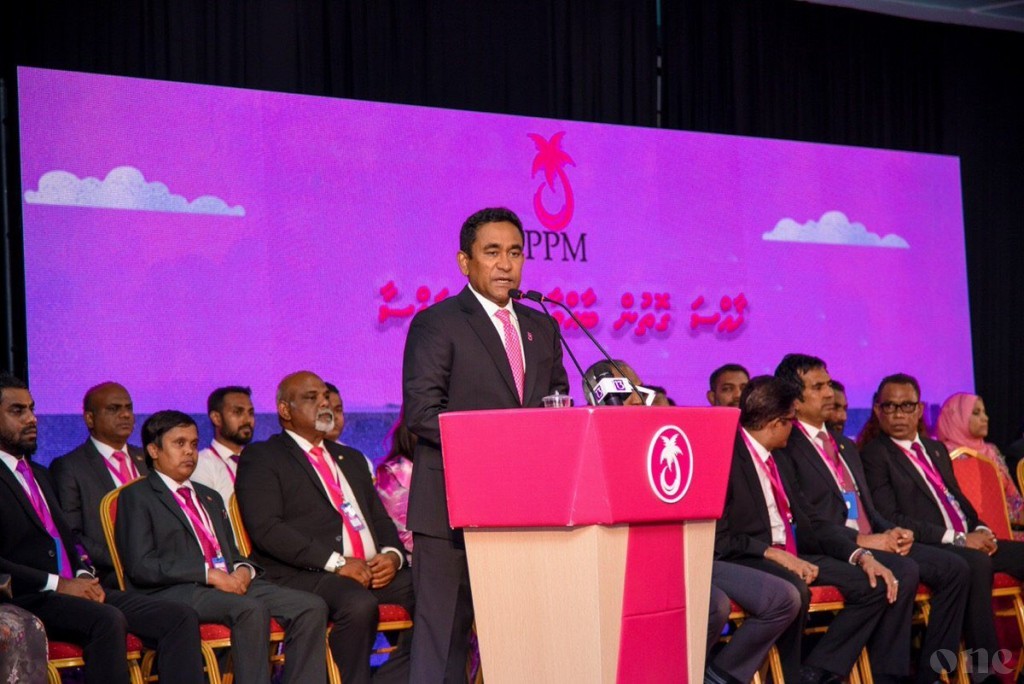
[51,381,147,583]
[117,410,329,684]
[0,374,203,684]
[192,385,256,506]
[862,373,1024,680]
[826,379,849,435]
[717,375,917,684]
[236,371,414,684]
[775,354,969,683]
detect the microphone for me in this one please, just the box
[590,371,636,406]
[508,289,594,401]
[514,289,644,406]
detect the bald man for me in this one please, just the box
[235,371,413,684]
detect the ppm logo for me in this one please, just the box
[646,426,693,504]
[525,132,587,262]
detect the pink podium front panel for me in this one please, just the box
[440,406,738,528]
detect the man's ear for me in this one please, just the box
[706,390,715,406]
[278,401,292,423]
[209,411,223,429]
[457,251,471,276]
[83,411,95,431]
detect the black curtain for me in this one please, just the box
[661,0,1024,445]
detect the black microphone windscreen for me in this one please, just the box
[508,289,524,300]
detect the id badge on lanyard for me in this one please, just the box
[341,501,366,531]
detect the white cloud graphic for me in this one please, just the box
[762,211,908,249]
[24,166,245,217]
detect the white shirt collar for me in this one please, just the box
[285,429,322,454]
[468,283,516,321]
[91,436,128,460]
[741,428,773,462]
[892,433,923,451]
[797,419,827,437]
[0,450,29,473]
[211,438,240,458]
[155,469,194,494]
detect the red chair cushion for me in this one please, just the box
[728,599,744,614]
[126,633,144,652]
[270,618,285,634]
[916,583,933,600]
[378,603,411,623]
[48,640,83,659]
[994,572,1022,589]
[199,623,233,640]
[809,584,845,603]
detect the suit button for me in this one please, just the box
[48,550,55,557]
[335,536,344,542]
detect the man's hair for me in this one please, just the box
[873,373,921,403]
[325,382,340,395]
[459,207,525,255]
[830,379,846,394]
[207,386,252,414]
[774,353,827,395]
[0,373,28,405]
[142,410,197,451]
[708,363,749,390]
[739,375,801,431]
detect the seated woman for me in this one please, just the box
[936,392,1024,540]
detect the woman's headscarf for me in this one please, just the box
[936,392,999,462]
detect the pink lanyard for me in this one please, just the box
[896,441,967,531]
[174,487,222,558]
[208,443,237,484]
[793,422,850,490]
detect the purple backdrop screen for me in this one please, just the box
[18,66,973,416]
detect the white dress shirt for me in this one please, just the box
[741,429,788,546]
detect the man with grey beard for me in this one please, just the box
[235,371,413,684]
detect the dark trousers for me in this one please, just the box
[13,590,129,684]
[732,551,918,681]
[281,565,414,684]
[150,578,329,684]
[709,560,803,683]
[927,538,1024,681]
[106,589,204,684]
[410,532,475,684]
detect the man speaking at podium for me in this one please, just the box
[402,207,569,682]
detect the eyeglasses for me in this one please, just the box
[877,401,920,415]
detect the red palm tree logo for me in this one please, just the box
[528,132,576,232]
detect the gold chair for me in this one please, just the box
[46,634,145,684]
[950,448,1024,678]
[101,483,232,684]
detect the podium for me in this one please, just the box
[440,406,738,684]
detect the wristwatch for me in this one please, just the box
[328,556,347,572]
[953,532,967,547]
[851,548,874,566]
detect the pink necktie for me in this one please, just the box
[817,430,872,534]
[112,451,134,484]
[307,446,365,559]
[495,309,525,402]
[176,487,218,567]
[15,459,74,578]
[908,443,967,533]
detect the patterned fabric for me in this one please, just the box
[494,309,525,402]
[375,455,414,554]
[937,392,1024,540]
[0,605,47,684]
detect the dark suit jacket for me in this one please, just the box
[715,433,856,562]
[402,285,569,537]
[861,434,984,544]
[0,458,91,598]
[235,432,404,583]
[116,471,255,592]
[776,427,894,540]
[50,440,147,586]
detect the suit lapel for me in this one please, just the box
[458,287,521,404]
[129,446,150,476]
[281,433,338,511]
[794,429,847,506]
[0,461,50,535]
[884,435,940,502]
[735,440,773,533]
[85,440,117,491]
[148,474,203,555]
